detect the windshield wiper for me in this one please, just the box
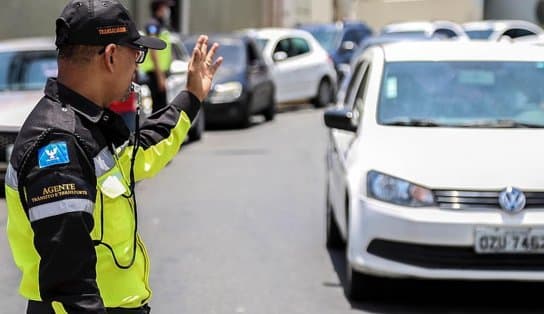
[458,119,544,128]
[382,119,442,127]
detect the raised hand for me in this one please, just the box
[186,35,223,102]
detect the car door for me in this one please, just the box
[270,36,314,102]
[245,40,271,113]
[329,60,370,235]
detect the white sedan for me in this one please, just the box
[253,28,337,107]
[325,41,544,300]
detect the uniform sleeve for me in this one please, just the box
[23,134,105,313]
[116,91,200,181]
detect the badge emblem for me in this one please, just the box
[498,187,526,213]
[38,142,70,168]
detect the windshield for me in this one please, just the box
[304,27,340,53]
[382,30,427,37]
[465,29,493,40]
[185,40,245,69]
[378,61,544,128]
[255,38,268,52]
[0,50,57,91]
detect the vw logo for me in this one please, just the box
[498,187,526,213]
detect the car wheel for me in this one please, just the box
[188,110,205,141]
[313,78,333,108]
[263,94,276,122]
[326,192,344,249]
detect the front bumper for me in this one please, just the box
[203,95,248,124]
[349,197,544,281]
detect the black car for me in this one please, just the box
[185,34,276,127]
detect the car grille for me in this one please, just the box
[433,189,544,210]
[0,132,17,163]
[367,239,544,271]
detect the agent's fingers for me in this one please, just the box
[206,43,220,63]
[210,57,223,75]
[199,35,208,56]
[192,46,202,64]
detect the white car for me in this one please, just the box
[463,20,543,41]
[325,41,544,300]
[253,28,337,107]
[381,21,469,40]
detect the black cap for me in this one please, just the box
[56,0,166,50]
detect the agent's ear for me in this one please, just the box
[103,44,117,72]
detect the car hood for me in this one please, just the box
[0,90,42,131]
[360,127,544,190]
[213,66,244,84]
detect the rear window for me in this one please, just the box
[0,50,58,91]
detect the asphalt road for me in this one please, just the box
[2,107,544,313]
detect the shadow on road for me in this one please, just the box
[327,248,544,313]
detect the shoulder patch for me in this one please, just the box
[38,142,70,168]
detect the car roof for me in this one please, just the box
[254,28,312,39]
[0,37,56,52]
[462,20,542,32]
[382,21,463,34]
[380,41,544,62]
[184,33,249,45]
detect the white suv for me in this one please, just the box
[325,41,544,300]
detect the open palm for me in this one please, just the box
[186,35,223,102]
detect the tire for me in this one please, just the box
[263,94,276,122]
[326,193,344,249]
[188,110,204,141]
[312,78,333,108]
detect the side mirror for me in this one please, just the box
[170,60,188,75]
[273,51,288,62]
[324,107,357,132]
[341,41,356,52]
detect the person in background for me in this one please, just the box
[140,0,175,113]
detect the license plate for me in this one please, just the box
[475,228,544,254]
[5,144,13,162]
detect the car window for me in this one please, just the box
[377,61,544,127]
[255,38,268,52]
[352,64,371,125]
[289,38,311,57]
[434,28,458,38]
[246,41,263,65]
[305,27,340,52]
[171,42,189,61]
[465,29,493,40]
[344,61,367,107]
[503,28,536,39]
[0,50,57,91]
[274,38,291,55]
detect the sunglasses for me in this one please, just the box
[98,44,148,64]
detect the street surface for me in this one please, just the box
[1,107,544,313]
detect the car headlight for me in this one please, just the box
[209,82,243,103]
[367,170,435,207]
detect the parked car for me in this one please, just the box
[297,21,373,84]
[252,28,337,108]
[184,34,276,127]
[381,21,469,40]
[325,41,544,300]
[463,20,543,41]
[0,37,57,186]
